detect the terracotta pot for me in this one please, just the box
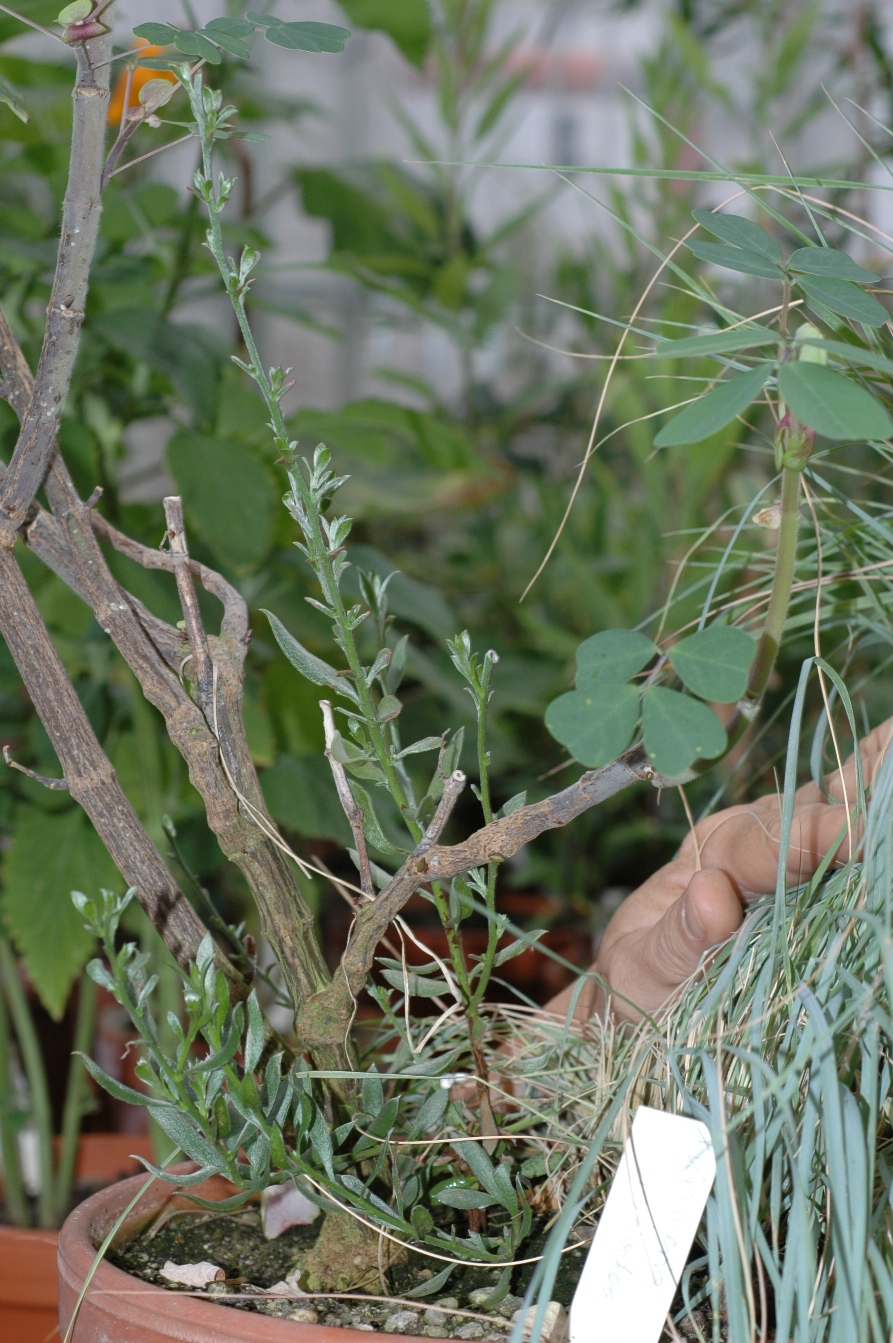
[0,1133,154,1343]
[0,1223,60,1343]
[58,1168,428,1343]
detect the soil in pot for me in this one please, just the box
[110,1199,589,1338]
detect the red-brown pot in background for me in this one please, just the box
[58,1167,429,1343]
[0,1133,153,1343]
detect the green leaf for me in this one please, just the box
[79,1055,155,1108]
[133,21,177,44]
[58,1,92,21]
[148,1105,223,1168]
[2,807,117,1019]
[642,688,726,777]
[173,31,222,63]
[262,611,357,702]
[349,782,407,857]
[167,433,275,569]
[204,18,254,38]
[337,0,430,66]
[434,1187,497,1210]
[669,627,756,702]
[264,21,350,52]
[200,25,253,59]
[654,326,778,359]
[545,683,640,769]
[380,969,452,998]
[654,364,771,448]
[574,629,658,684]
[777,362,893,440]
[795,275,889,327]
[244,992,265,1075]
[0,76,28,123]
[692,209,784,262]
[787,248,880,284]
[362,1068,383,1117]
[687,240,785,280]
[793,338,893,378]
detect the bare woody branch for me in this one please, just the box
[0,29,113,540]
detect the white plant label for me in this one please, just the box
[569,1106,716,1343]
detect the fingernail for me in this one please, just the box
[681,891,705,942]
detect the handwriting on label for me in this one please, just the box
[569,1106,716,1343]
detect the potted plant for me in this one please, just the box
[0,5,891,1342]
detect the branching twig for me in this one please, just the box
[163,496,214,712]
[2,747,68,791]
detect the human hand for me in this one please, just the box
[544,717,893,1026]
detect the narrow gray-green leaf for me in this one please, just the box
[0,77,28,123]
[544,683,640,769]
[654,326,778,359]
[262,610,359,704]
[642,688,726,777]
[669,627,756,703]
[574,629,658,683]
[777,363,893,441]
[380,968,452,998]
[787,248,880,284]
[692,209,784,263]
[348,782,407,857]
[796,275,889,327]
[687,240,785,281]
[654,364,771,448]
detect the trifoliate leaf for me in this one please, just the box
[669,626,756,702]
[796,275,889,327]
[654,364,771,447]
[777,362,893,440]
[692,209,784,262]
[787,248,880,284]
[545,683,640,769]
[642,688,726,777]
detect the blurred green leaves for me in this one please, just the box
[2,807,117,1018]
[337,0,431,67]
[166,432,276,570]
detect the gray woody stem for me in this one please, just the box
[321,700,373,899]
[0,26,113,541]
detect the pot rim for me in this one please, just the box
[57,1165,434,1343]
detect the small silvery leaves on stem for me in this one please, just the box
[545,626,756,778]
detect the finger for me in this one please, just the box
[605,869,743,1020]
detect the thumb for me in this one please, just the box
[622,869,744,1017]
